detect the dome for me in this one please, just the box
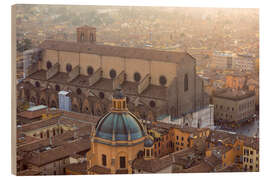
[144,138,154,147]
[95,111,146,141]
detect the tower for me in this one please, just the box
[76,25,96,43]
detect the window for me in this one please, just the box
[90,33,94,41]
[87,66,94,75]
[120,156,126,168]
[184,73,188,91]
[76,88,82,95]
[146,149,150,157]
[109,69,117,79]
[176,136,179,140]
[55,85,60,91]
[99,92,105,99]
[46,61,52,69]
[66,64,72,72]
[181,137,184,141]
[250,151,253,155]
[250,159,253,163]
[102,154,107,166]
[134,72,141,82]
[35,81,40,88]
[159,75,167,86]
[149,101,156,108]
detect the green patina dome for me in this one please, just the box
[95,111,146,141]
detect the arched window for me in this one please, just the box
[99,92,105,99]
[159,75,167,86]
[46,61,52,69]
[90,33,94,41]
[35,81,40,88]
[109,69,117,79]
[46,130,50,138]
[149,100,156,108]
[102,154,107,166]
[80,32,84,41]
[184,73,188,92]
[55,85,60,91]
[76,88,82,95]
[87,66,94,76]
[66,64,72,73]
[120,156,126,168]
[134,72,141,82]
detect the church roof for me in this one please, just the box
[39,40,192,64]
[95,111,146,141]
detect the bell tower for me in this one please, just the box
[76,25,96,43]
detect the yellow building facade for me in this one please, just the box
[87,89,148,174]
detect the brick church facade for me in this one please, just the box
[17,25,209,121]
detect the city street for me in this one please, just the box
[235,119,259,137]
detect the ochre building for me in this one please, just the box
[18,25,208,120]
[86,89,150,174]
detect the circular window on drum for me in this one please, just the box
[66,64,72,73]
[46,61,52,69]
[109,69,117,79]
[134,72,141,82]
[87,66,94,76]
[159,75,167,86]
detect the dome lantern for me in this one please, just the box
[111,88,128,111]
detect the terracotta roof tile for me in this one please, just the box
[39,40,189,64]
[89,165,111,174]
[133,155,173,173]
[65,162,87,174]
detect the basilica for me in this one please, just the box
[17,25,209,121]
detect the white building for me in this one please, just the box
[157,105,214,130]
